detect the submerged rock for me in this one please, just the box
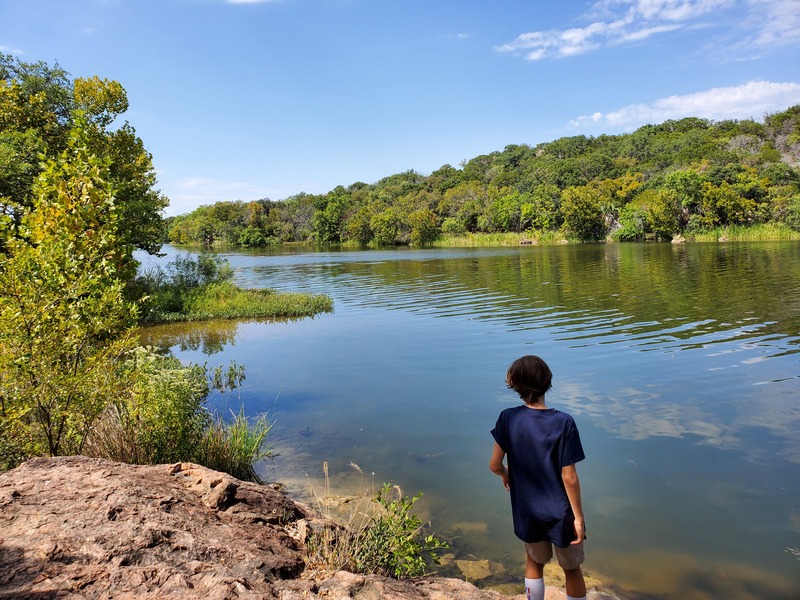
[456,558,507,580]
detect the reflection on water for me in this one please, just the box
[147,243,800,599]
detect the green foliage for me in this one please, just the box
[133,253,332,324]
[82,347,210,465]
[83,347,274,482]
[560,184,606,241]
[132,252,232,319]
[306,479,449,580]
[165,105,800,247]
[354,483,449,578]
[614,189,681,241]
[1,54,166,256]
[407,208,438,245]
[370,207,407,245]
[182,281,334,322]
[0,119,138,463]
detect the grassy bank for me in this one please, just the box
[155,282,333,323]
[685,223,800,242]
[134,253,333,324]
[432,224,800,248]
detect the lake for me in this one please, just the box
[139,242,800,600]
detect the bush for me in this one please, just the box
[306,475,449,579]
[354,483,449,578]
[82,347,273,482]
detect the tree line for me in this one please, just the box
[167,107,800,246]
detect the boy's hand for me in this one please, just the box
[500,471,509,491]
[571,519,586,545]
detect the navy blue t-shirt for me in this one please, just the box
[491,406,585,547]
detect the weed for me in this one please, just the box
[303,463,449,579]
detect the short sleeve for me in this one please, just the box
[491,412,509,452]
[560,416,585,467]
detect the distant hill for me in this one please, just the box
[167,106,800,245]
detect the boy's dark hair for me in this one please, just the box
[506,355,553,403]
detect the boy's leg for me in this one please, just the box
[523,542,549,600]
[564,566,586,599]
[525,552,545,579]
[553,543,586,599]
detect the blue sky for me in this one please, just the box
[2,0,799,216]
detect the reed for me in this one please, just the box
[194,409,274,483]
[688,223,800,242]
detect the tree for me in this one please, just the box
[346,205,374,245]
[408,208,438,245]
[0,119,137,463]
[1,54,166,256]
[370,207,407,245]
[560,185,606,241]
[521,184,561,231]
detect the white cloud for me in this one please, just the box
[744,0,800,48]
[570,80,800,130]
[164,177,270,216]
[495,0,799,60]
[0,45,24,55]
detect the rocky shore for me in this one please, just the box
[0,456,620,599]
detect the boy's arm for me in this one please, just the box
[562,463,585,544]
[489,442,509,490]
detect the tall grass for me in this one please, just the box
[82,347,273,482]
[194,409,273,483]
[178,282,333,322]
[431,230,570,247]
[133,253,333,324]
[688,223,800,242]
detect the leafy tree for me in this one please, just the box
[560,184,606,241]
[438,181,484,233]
[615,189,681,240]
[697,181,756,228]
[370,206,407,245]
[0,54,166,256]
[486,187,523,232]
[522,184,561,231]
[313,188,350,243]
[345,205,375,245]
[407,208,438,245]
[0,119,137,463]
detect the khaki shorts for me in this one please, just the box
[524,540,585,570]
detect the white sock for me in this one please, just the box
[567,595,587,600]
[524,577,544,600]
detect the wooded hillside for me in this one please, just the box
[168,106,800,245]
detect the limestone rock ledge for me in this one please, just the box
[0,457,619,599]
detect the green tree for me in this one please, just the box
[560,185,606,241]
[0,119,137,463]
[407,208,438,245]
[697,181,756,227]
[370,207,406,245]
[521,184,561,231]
[345,205,375,245]
[1,54,166,256]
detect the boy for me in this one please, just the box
[490,355,587,600]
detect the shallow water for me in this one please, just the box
[139,242,800,599]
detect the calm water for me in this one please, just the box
[139,242,800,600]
